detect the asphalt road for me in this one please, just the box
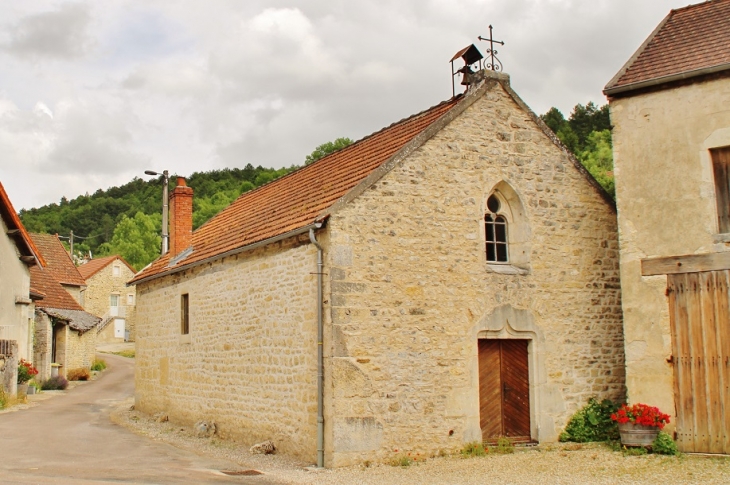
[0,354,286,484]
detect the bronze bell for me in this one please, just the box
[458,65,475,86]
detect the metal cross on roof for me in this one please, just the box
[478,25,505,72]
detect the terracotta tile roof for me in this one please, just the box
[0,182,45,267]
[29,286,46,300]
[606,0,730,93]
[29,233,86,287]
[131,96,461,284]
[77,255,135,280]
[29,263,84,311]
[29,233,101,331]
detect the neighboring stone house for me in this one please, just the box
[29,233,100,380]
[78,255,137,343]
[0,182,45,396]
[131,68,624,467]
[605,0,730,454]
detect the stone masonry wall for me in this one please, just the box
[135,235,319,460]
[0,216,32,362]
[33,312,52,381]
[610,76,730,421]
[83,261,137,342]
[324,78,625,466]
[64,328,97,372]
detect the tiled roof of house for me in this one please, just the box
[605,0,730,93]
[130,95,462,284]
[0,182,45,267]
[78,255,135,280]
[29,233,101,332]
[29,263,84,311]
[30,233,86,287]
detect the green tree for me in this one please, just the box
[578,129,615,197]
[193,190,238,229]
[541,103,611,154]
[304,137,354,165]
[97,212,161,270]
[556,125,580,153]
[540,107,567,135]
[568,102,610,151]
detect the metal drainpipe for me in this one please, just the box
[308,226,324,468]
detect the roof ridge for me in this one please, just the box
[670,0,728,15]
[605,0,730,95]
[0,182,46,267]
[330,95,465,156]
[193,95,464,234]
[131,91,463,284]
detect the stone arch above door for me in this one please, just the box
[474,305,551,442]
[476,305,543,343]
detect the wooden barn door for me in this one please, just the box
[668,271,730,454]
[478,339,531,442]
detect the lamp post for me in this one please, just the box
[144,169,169,255]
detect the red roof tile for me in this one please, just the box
[606,0,730,93]
[29,233,101,330]
[131,96,461,284]
[77,255,135,280]
[30,233,86,287]
[0,182,45,267]
[29,264,84,311]
[29,232,85,311]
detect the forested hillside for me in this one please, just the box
[19,103,613,272]
[19,164,297,270]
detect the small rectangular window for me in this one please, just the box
[127,294,134,305]
[110,294,119,307]
[181,293,189,335]
[113,265,121,277]
[712,147,730,233]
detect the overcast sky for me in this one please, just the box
[0,0,689,211]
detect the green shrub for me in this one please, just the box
[389,454,413,467]
[113,350,135,358]
[495,436,515,454]
[41,376,68,390]
[623,445,648,456]
[0,388,7,409]
[91,358,107,371]
[560,398,620,443]
[460,441,487,457]
[652,431,679,455]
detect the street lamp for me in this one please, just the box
[144,169,169,255]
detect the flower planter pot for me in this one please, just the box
[17,383,28,397]
[618,423,660,446]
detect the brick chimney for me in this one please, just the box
[169,177,193,256]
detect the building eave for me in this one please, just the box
[129,223,321,287]
[604,62,730,97]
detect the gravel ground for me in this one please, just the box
[111,400,730,485]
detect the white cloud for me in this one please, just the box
[0,0,691,211]
[1,3,93,60]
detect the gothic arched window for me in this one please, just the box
[485,194,509,263]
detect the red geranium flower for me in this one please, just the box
[611,403,670,429]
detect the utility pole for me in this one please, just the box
[69,230,74,259]
[144,169,170,255]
